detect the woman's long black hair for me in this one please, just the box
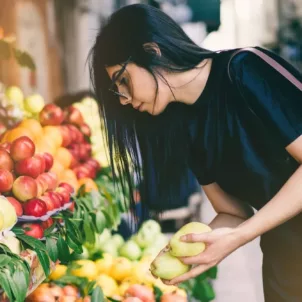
[89,4,216,212]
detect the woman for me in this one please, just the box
[89,4,302,301]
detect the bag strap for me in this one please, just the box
[227,47,302,91]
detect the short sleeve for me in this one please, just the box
[229,49,302,148]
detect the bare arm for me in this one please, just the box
[202,183,254,229]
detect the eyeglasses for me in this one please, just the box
[109,56,132,100]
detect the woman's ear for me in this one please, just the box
[143,42,161,57]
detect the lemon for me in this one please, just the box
[0,196,17,231]
[132,261,155,286]
[24,94,45,114]
[110,257,132,281]
[95,253,113,274]
[5,86,24,108]
[71,260,98,280]
[119,281,131,296]
[96,274,118,297]
[49,264,67,280]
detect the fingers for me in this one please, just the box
[163,264,210,285]
[181,232,211,243]
[181,254,207,265]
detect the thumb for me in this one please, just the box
[181,231,212,243]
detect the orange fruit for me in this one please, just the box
[6,127,35,143]
[78,178,98,193]
[43,126,63,148]
[18,119,43,140]
[61,169,79,192]
[35,137,57,155]
[55,147,72,169]
[50,159,65,179]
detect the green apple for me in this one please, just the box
[5,86,24,108]
[98,229,111,245]
[170,222,212,257]
[111,234,125,249]
[140,219,161,235]
[150,251,190,280]
[101,239,118,257]
[0,196,17,231]
[74,246,90,260]
[142,246,160,258]
[24,94,45,114]
[119,240,141,261]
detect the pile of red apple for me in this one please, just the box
[0,135,74,238]
[39,104,100,179]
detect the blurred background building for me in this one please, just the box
[0,0,301,103]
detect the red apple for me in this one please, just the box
[0,148,14,171]
[0,142,11,153]
[73,166,90,179]
[123,298,143,302]
[43,191,61,209]
[68,144,80,161]
[64,106,84,126]
[59,126,72,147]
[10,136,35,162]
[58,182,74,194]
[23,198,47,217]
[55,187,71,205]
[34,154,46,174]
[66,125,77,143]
[39,194,55,212]
[39,104,64,126]
[86,158,101,171]
[38,172,57,191]
[53,191,64,207]
[41,218,54,230]
[69,153,78,168]
[36,175,49,195]
[79,144,90,161]
[6,196,23,216]
[42,152,54,172]
[160,293,187,302]
[79,123,91,137]
[0,169,14,193]
[12,176,38,202]
[23,223,44,239]
[83,163,96,179]
[15,156,41,178]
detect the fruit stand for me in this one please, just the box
[0,33,217,302]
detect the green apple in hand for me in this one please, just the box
[119,240,141,261]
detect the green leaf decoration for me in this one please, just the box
[36,249,50,277]
[83,212,95,244]
[44,223,57,237]
[57,236,71,264]
[46,237,58,262]
[13,270,28,301]
[91,286,104,302]
[206,266,218,279]
[153,285,163,302]
[17,234,47,251]
[66,236,83,255]
[13,48,36,70]
[95,211,106,234]
[0,254,11,266]
[0,270,13,301]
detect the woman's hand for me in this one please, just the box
[163,227,243,285]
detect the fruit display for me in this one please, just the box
[0,93,128,301]
[72,97,110,167]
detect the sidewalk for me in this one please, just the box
[200,193,264,302]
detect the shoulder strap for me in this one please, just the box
[227,47,302,91]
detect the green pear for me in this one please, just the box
[142,246,161,258]
[150,251,190,280]
[0,196,17,231]
[134,229,155,249]
[154,233,169,250]
[119,240,141,261]
[170,222,212,257]
[111,234,125,249]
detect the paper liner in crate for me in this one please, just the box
[20,249,56,296]
[18,202,73,222]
